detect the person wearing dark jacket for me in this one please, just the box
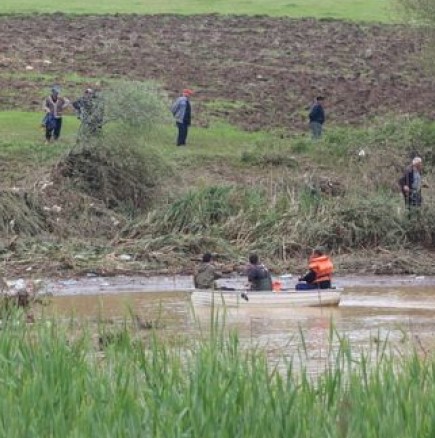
[296,247,333,290]
[171,89,193,146]
[308,96,325,139]
[246,254,273,291]
[72,88,104,138]
[398,156,424,208]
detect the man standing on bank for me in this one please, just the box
[399,156,425,209]
[171,89,193,146]
[43,86,70,143]
[308,96,325,139]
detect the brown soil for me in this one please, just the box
[1,14,435,280]
[0,14,434,130]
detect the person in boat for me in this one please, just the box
[194,253,222,289]
[246,253,273,291]
[296,246,333,290]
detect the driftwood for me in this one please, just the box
[0,277,44,308]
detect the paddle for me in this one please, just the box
[241,281,251,301]
[316,284,324,312]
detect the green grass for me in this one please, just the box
[0,111,79,144]
[0,111,269,162]
[0,312,434,437]
[0,0,396,23]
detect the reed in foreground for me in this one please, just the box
[0,313,433,437]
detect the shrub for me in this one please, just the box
[55,133,170,214]
[102,80,171,131]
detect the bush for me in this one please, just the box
[102,80,171,131]
[56,80,173,215]
[55,133,170,214]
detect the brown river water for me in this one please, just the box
[40,275,435,372]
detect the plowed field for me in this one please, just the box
[0,14,433,130]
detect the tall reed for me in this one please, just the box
[0,312,433,437]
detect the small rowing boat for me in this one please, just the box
[191,288,342,308]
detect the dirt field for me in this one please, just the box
[0,14,433,130]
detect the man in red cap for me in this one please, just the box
[171,89,193,146]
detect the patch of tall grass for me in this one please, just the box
[126,184,435,258]
[297,116,435,165]
[149,185,265,234]
[0,191,48,236]
[0,312,433,436]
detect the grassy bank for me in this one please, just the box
[0,109,434,277]
[0,0,394,22]
[0,312,433,436]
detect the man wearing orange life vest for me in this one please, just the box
[296,246,333,290]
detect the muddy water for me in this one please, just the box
[43,276,435,372]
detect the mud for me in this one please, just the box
[0,14,434,130]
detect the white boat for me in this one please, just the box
[191,288,342,308]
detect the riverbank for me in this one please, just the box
[1,16,434,281]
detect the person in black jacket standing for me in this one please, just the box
[308,96,325,139]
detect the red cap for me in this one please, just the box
[183,89,194,96]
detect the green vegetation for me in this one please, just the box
[0,0,394,22]
[0,311,433,436]
[1,107,434,275]
[0,111,268,161]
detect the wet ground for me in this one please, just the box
[38,274,435,373]
[0,15,434,130]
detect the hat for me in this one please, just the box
[412,157,422,165]
[85,88,94,94]
[51,85,60,94]
[182,89,194,96]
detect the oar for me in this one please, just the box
[317,284,323,308]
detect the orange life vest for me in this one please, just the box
[308,255,333,283]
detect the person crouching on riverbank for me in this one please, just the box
[296,246,333,290]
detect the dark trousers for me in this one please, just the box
[176,122,189,146]
[404,191,422,209]
[309,121,323,139]
[46,118,62,141]
[296,280,331,290]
